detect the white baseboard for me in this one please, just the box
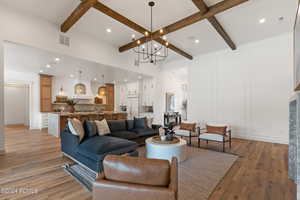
[233,134,288,145]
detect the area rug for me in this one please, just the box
[64,146,238,200]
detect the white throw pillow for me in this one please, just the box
[95,119,111,136]
[146,117,153,128]
[68,118,85,142]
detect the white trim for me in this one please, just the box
[4,81,36,130]
[0,40,4,152]
[233,134,288,144]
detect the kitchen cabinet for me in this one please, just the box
[40,74,53,112]
[105,83,114,111]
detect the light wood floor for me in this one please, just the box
[0,126,296,200]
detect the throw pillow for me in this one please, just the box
[83,120,98,138]
[180,123,196,132]
[68,118,85,142]
[146,117,154,128]
[206,124,227,135]
[134,117,147,129]
[95,119,111,136]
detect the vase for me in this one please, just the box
[69,106,75,113]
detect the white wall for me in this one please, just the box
[0,41,4,153]
[4,84,29,125]
[4,70,41,129]
[153,69,188,124]
[160,33,293,144]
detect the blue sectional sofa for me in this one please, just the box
[61,119,159,173]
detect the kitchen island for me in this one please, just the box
[48,112,127,137]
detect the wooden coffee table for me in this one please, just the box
[145,136,187,162]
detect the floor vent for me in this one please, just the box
[59,34,70,47]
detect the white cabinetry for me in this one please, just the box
[115,78,155,119]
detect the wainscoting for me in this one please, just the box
[187,34,293,144]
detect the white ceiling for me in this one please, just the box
[0,0,297,60]
[4,41,151,83]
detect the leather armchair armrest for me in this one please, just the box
[169,157,178,198]
[93,179,176,200]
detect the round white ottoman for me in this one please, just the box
[145,137,187,162]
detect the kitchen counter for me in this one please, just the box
[50,111,127,117]
[48,112,127,137]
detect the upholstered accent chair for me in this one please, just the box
[174,122,199,146]
[93,155,178,200]
[198,123,232,152]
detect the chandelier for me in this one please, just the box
[132,1,169,66]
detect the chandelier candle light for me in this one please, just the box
[132,1,169,66]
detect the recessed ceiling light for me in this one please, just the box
[55,58,60,62]
[94,78,97,81]
[132,34,136,39]
[39,70,44,73]
[162,35,167,40]
[195,39,200,44]
[106,28,112,33]
[157,52,161,55]
[46,64,51,68]
[154,44,158,48]
[70,74,74,78]
[259,18,266,24]
[124,79,128,82]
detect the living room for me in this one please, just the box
[0,0,298,200]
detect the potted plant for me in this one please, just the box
[66,99,78,113]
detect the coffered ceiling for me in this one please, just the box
[0,0,297,60]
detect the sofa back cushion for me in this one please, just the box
[83,120,98,138]
[103,155,170,187]
[126,120,134,130]
[134,117,147,129]
[107,120,127,132]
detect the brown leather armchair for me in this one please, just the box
[93,155,178,200]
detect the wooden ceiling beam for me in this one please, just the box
[119,0,247,52]
[92,1,193,60]
[192,0,236,50]
[61,0,98,33]
[156,38,193,60]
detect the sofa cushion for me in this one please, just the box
[126,120,134,130]
[83,120,98,138]
[110,131,139,140]
[134,117,147,129]
[77,136,137,162]
[107,120,127,132]
[132,128,158,137]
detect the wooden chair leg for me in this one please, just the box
[229,139,232,149]
[206,140,208,145]
[189,135,192,146]
[198,138,200,148]
[223,142,225,152]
